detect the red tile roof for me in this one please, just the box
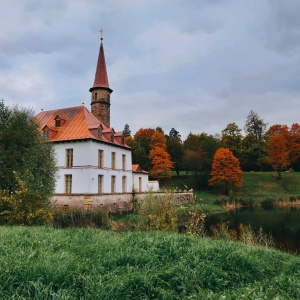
[132,164,149,174]
[34,106,129,148]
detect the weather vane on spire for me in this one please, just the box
[99,28,103,41]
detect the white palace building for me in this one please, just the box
[34,36,158,208]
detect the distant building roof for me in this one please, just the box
[132,164,149,174]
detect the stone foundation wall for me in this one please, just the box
[52,191,193,213]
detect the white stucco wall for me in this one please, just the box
[54,140,134,194]
[132,172,149,192]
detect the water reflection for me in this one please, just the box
[205,207,300,254]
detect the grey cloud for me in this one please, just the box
[265,0,300,55]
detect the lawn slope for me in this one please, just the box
[1,226,300,299]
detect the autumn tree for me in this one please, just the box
[242,110,268,171]
[127,128,155,171]
[268,134,290,179]
[209,148,243,195]
[151,130,167,149]
[266,123,300,171]
[149,147,173,179]
[149,130,173,179]
[134,128,154,155]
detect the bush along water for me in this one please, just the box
[137,192,178,231]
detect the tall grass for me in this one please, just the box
[0,226,300,299]
[211,223,275,248]
[53,207,110,229]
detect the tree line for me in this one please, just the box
[124,110,300,188]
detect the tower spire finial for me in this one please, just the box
[99,27,103,41]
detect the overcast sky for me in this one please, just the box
[1,0,300,140]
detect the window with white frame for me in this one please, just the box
[122,176,127,193]
[65,175,72,193]
[111,152,116,169]
[122,154,126,171]
[111,176,116,193]
[98,175,103,194]
[66,149,73,167]
[98,150,103,168]
[43,130,50,139]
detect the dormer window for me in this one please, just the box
[110,132,114,142]
[98,127,102,139]
[54,115,65,127]
[121,136,124,144]
[43,130,50,139]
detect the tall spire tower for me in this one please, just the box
[89,29,113,128]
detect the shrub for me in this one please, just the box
[185,208,206,237]
[138,192,178,231]
[0,176,53,225]
[261,197,276,206]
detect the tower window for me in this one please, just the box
[98,127,102,139]
[95,93,97,101]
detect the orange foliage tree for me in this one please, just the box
[266,123,300,170]
[134,128,154,140]
[289,123,300,166]
[149,147,173,179]
[151,130,167,149]
[209,148,243,195]
[268,134,290,179]
[149,130,173,179]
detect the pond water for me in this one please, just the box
[205,207,300,254]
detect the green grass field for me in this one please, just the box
[163,171,300,210]
[1,226,300,299]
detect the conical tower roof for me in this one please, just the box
[90,36,112,93]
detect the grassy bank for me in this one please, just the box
[1,226,300,299]
[163,172,300,211]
